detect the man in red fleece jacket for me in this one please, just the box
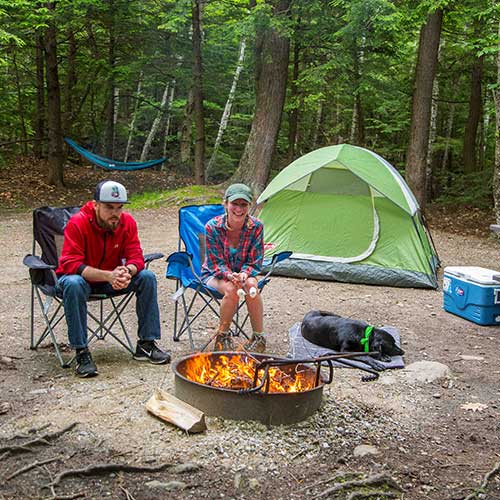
[55,180,170,377]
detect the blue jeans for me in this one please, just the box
[55,270,161,349]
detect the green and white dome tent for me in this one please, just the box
[256,144,439,288]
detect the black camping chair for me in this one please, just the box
[23,206,163,367]
[165,204,291,351]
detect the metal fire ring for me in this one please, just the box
[172,351,326,426]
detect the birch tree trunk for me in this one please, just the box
[140,83,170,162]
[231,0,290,193]
[287,28,301,162]
[12,48,28,154]
[206,39,246,181]
[124,72,143,162]
[162,80,176,160]
[426,76,439,201]
[180,90,194,164]
[492,19,500,225]
[405,9,443,209]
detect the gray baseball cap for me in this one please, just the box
[224,183,253,203]
[94,180,129,204]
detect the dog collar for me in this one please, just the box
[360,326,373,352]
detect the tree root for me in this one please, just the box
[46,461,172,487]
[346,491,399,500]
[296,472,361,493]
[0,422,78,455]
[313,473,403,499]
[464,461,500,500]
[6,457,60,481]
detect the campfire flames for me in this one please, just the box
[182,353,318,393]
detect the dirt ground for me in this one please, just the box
[0,161,499,499]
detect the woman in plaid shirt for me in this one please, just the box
[202,183,266,352]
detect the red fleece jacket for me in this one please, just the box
[56,201,145,281]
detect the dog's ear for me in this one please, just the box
[372,329,404,360]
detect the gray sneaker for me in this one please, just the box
[134,340,171,364]
[75,348,98,378]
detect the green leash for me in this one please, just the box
[360,326,373,352]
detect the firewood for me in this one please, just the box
[145,389,206,433]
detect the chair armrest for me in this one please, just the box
[166,251,200,282]
[23,254,56,270]
[144,252,164,267]
[166,251,193,268]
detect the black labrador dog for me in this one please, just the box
[301,310,404,362]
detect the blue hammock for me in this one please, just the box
[65,138,167,171]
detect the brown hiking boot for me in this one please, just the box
[213,332,234,351]
[243,334,266,353]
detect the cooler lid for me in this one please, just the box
[444,266,500,285]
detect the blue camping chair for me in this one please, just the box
[165,204,291,351]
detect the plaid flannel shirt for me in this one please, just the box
[201,214,264,281]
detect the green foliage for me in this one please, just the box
[129,185,221,209]
[436,169,493,209]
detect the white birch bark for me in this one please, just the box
[124,72,143,162]
[312,101,323,147]
[441,103,455,172]
[140,82,170,162]
[206,39,246,181]
[162,80,176,160]
[426,76,439,199]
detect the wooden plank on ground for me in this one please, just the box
[145,388,207,433]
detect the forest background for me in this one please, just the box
[1,0,500,221]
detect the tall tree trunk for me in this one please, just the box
[312,101,323,148]
[192,0,205,184]
[426,76,439,201]
[162,80,176,162]
[231,0,291,193]
[11,47,28,155]
[479,100,490,171]
[44,2,64,187]
[124,72,143,162]
[349,42,365,146]
[405,9,443,208]
[180,90,194,165]
[441,103,455,172]
[34,29,45,159]
[463,55,484,173]
[492,19,500,225]
[63,29,77,137]
[287,27,301,162]
[104,0,116,158]
[140,83,169,161]
[206,39,246,181]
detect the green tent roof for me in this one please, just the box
[257,144,419,216]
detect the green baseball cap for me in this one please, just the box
[224,183,253,203]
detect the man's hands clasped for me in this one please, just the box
[111,265,132,290]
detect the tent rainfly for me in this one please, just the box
[256,144,439,289]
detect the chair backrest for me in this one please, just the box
[33,206,80,265]
[178,204,225,273]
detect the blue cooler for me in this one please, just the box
[443,266,500,325]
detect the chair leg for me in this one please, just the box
[33,289,71,368]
